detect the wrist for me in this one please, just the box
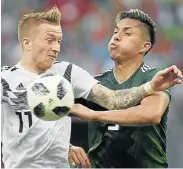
[144,82,156,95]
[90,110,98,120]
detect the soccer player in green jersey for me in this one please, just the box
[69,9,183,168]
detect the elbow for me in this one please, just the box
[148,112,162,124]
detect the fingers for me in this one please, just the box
[160,66,173,76]
[174,79,182,85]
[171,65,183,78]
[165,65,183,79]
[72,152,82,167]
[80,149,91,168]
[151,65,182,91]
[74,152,88,168]
[160,65,183,84]
[177,68,183,79]
[69,146,91,168]
[167,66,183,86]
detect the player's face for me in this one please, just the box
[31,22,63,72]
[108,18,149,62]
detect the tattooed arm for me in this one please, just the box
[87,84,147,110]
[87,65,182,110]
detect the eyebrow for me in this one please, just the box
[46,33,54,37]
[115,26,133,31]
[46,33,62,39]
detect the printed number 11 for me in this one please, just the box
[15,111,32,133]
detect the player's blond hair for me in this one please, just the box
[18,6,61,42]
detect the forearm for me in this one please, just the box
[88,84,148,110]
[113,84,148,109]
[72,92,169,126]
[92,105,158,126]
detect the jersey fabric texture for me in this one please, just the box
[87,63,171,168]
[1,61,98,168]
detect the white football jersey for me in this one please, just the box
[1,61,98,168]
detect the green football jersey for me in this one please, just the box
[87,63,171,168]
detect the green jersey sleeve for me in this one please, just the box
[143,68,171,101]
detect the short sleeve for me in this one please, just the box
[71,64,98,99]
[143,68,171,101]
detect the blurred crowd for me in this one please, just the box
[1,0,183,167]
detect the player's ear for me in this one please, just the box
[22,38,32,51]
[140,41,151,55]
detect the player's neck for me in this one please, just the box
[114,58,143,83]
[20,57,44,75]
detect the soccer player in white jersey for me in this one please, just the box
[1,6,182,168]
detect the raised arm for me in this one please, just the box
[87,65,182,110]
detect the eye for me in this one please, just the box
[125,32,131,36]
[113,31,118,35]
[46,38,52,43]
[58,39,62,44]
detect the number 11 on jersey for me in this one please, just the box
[15,111,32,133]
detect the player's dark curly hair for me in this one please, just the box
[116,9,156,55]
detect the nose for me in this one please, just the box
[113,33,120,42]
[52,42,60,53]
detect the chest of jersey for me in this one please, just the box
[1,67,71,137]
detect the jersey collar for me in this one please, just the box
[111,62,144,84]
[15,62,39,76]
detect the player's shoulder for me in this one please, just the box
[53,60,91,74]
[52,61,73,70]
[140,64,171,97]
[53,61,70,66]
[1,65,19,76]
[1,65,11,72]
[1,65,20,90]
[140,63,160,74]
[51,61,71,73]
[94,69,112,80]
[139,63,163,84]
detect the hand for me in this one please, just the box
[70,104,96,121]
[68,145,91,168]
[150,65,183,91]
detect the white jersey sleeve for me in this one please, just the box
[71,64,98,99]
[53,61,98,99]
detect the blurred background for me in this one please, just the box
[1,0,183,167]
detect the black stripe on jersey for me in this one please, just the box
[1,78,29,110]
[10,66,19,72]
[1,66,11,71]
[1,66,19,72]
[1,78,11,97]
[63,63,72,83]
[10,91,29,110]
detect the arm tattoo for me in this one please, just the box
[87,84,147,110]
